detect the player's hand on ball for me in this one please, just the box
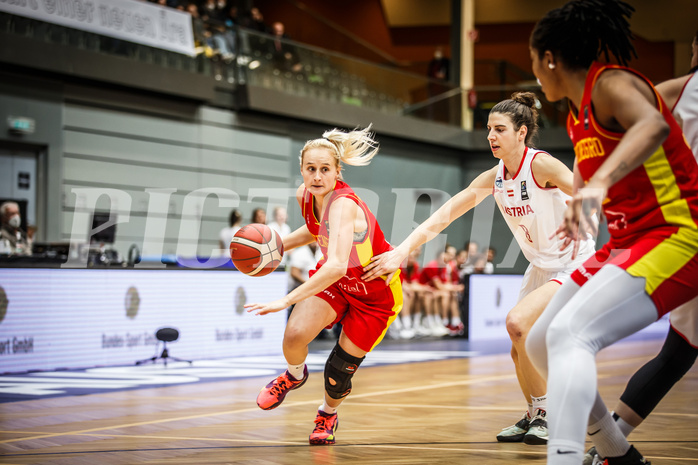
[245,298,289,316]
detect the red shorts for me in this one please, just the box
[571,226,698,317]
[312,272,403,352]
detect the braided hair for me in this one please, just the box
[531,0,637,70]
[489,92,540,147]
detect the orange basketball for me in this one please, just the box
[229,224,284,276]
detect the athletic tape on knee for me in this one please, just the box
[324,343,365,399]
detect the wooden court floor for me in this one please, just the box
[1,338,696,464]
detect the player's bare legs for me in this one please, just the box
[283,296,337,364]
[309,320,369,445]
[256,297,336,411]
[498,281,559,444]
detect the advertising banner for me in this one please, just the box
[0,0,195,56]
[0,268,286,373]
[468,274,670,341]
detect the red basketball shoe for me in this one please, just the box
[256,366,308,410]
[309,409,339,445]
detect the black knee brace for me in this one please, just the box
[324,343,365,399]
[620,326,698,418]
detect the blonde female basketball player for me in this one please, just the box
[363,91,596,446]
[245,126,402,445]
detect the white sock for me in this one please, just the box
[531,394,547,413]
[287,362,305,381]
[442,317,449,326]
[427,314,436,327]
[320,402,337,415]
[451,315,462,326]
[413,314,422,327]
[402,315,412,329]
[615,417,635,437]
[527,402,534,417]
[588,411,630,458]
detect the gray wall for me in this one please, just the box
[1,71,577,273]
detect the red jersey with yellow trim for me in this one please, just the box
[568,61,698,244]
[301,180,397,296]
[401,262,421,283]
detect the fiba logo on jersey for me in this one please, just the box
[521,181,529,200]
[495,178,503,188]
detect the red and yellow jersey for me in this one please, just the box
[418,259,459,286]
[568,61,698,244]
[401,262,421,283]
[301,180,398,295]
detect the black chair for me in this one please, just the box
[136,327,192,367]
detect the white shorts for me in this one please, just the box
[670,296,698,347]
[518,263,574,302]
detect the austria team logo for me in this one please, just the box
[495,178,503,188]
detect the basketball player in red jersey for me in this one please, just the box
[583,29,698,465]
[525,1,698,464]
[245,125,402,445]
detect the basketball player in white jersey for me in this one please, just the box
[362,91,596,445]
[583,30,698,465]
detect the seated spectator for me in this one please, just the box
[269,21,302,73]
[200,0,236,61]
[268,206,291,237]
[287,242,332,341]
[484,247,496,274]
[418,247,459,337]
[268,207,292,267]
[247,7,268,33]
[0,201,31,255]
[186,2,207,55]
[251,207,266,224]
[219,208,242,251]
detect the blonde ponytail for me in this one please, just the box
[300,125,379,171]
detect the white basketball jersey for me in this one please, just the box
[493,148,595,271]
[674,72,698,159]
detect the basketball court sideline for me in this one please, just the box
[1,335,696,464]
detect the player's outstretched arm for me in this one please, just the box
[362,166,497,281]
[246,197,356,315]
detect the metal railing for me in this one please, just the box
[0,11,565,129]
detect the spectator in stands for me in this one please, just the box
[219,208,242,251]
[269,21,302,73]
[484,247,496,274]
[268,206,292,266]
[0,201,31,256]
[456,248,470,338]
[418,246,458,337]
[248,7,268,33]
[268,206,291,238]
[251,207,267,224]
[400,247,431,337]
[287,241,322,315]
[443,244,466,335]
[427,47,450,82]
[186,2,207,55]
[200,0,236,61]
